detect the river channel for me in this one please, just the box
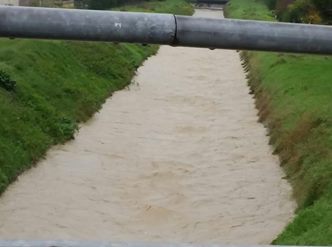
[0,8,295,245]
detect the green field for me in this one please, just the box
[225,0,332,244]
[0,0,193,195]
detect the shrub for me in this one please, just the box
[281,0,322,23]
[0,70,16,92]
[264,0,277,9]
[312,0,332,13]
[276,0,294,13]
[312,0,332,22]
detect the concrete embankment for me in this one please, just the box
[0,9,294,244]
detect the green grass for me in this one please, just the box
[224,0,275,20]
[225,0,332,245]
[0,0,193,194]
[115,0,194,14]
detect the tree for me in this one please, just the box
[312,0,332,21]
[264,0,277,9]
[312,0,332,10]
[275,0,295,12]
[282,0,321,23]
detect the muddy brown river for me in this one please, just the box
[0,9,295,245]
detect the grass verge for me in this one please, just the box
[225,0,332,245]
[0,0,193,194]
[115,0,194,14]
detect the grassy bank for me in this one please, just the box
[116,0,194,14]
[0,0,193,194]
[225,0,332,245]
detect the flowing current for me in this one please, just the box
[0,9,294,244]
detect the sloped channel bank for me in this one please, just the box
[0,9,294,243]
[225,0,332,245]
[0,0,192,197]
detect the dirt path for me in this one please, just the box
[0,9,294,244]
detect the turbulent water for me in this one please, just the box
[0,9,294,244]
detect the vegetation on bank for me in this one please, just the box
[225,0,332,245]
[266,0,332,24]
[276,0,332,24]
[0,0,193,194]
[74,0,149,10]
[115,0,193,14]
[74,0,194,12]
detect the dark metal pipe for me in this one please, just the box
[0,6,332,54]
[175,16,332,54]
[0,6,176,44]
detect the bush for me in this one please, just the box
[312,0,332,22]
[276,0,294,13]
[312,0,332,13]
[281,0,322,23]
[264,0,277,9]
[0,70,16,92]
[275,0,332,23]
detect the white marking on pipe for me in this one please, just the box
[114,22,122,29]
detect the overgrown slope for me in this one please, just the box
[0,0,193,194]
[225,0,332,244]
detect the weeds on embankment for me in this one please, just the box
[0,0,193,195]
[225,0,332,244]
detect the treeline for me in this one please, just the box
[265,0,332,23]
[74,0,152,9]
